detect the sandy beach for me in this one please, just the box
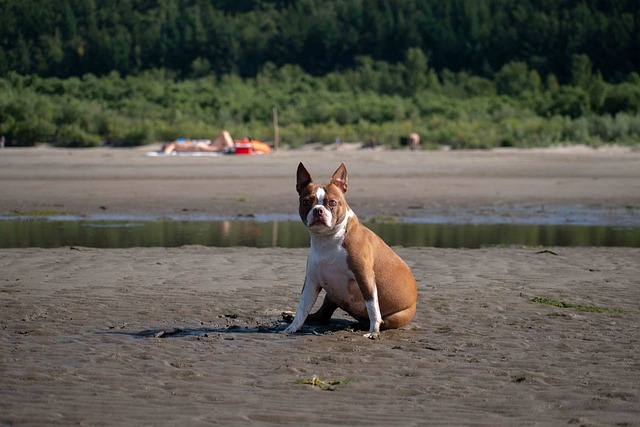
[1,144,639,223]
[1,145,639,425]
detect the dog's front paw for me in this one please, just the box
[363,331,380,340]
[281,325,297,335]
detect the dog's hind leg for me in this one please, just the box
[305,295,338,324]
[381,304,417,330]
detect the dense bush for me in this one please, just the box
[601,83,640,115]
[54,124,100,148]
[1,64,639,149]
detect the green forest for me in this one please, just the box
[1,0,639,148]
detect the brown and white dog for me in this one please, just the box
[283,163,418,338]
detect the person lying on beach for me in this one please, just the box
[161,130,234,154]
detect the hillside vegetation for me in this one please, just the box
[1,0,638,148]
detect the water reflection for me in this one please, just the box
[0,219,638,248]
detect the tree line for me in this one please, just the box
[1,0,638,82]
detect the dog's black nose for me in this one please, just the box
[313,207,324,218]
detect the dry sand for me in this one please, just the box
[1,145,639,426]
[1,144,639,223]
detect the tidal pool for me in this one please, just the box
[1,218,638,248]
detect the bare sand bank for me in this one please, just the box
[1,246,638,426]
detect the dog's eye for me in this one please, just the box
[302,199,311,207]
[328,199,338,207]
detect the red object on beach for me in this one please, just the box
[235,141,253,155]
[234,138,271,155]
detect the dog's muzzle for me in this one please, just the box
[308,206,331,227]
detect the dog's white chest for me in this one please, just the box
[306,238,364,311]
[308,244,352,285]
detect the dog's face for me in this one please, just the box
[296,163,349,233]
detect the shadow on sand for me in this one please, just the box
[98,318,363,339]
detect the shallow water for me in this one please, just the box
[1,218,638,248]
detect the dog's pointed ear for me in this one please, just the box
[296,162,313,194]
[330,163,348,193]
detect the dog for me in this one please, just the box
[283,162,417,338]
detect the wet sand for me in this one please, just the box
[1,145,639,425]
